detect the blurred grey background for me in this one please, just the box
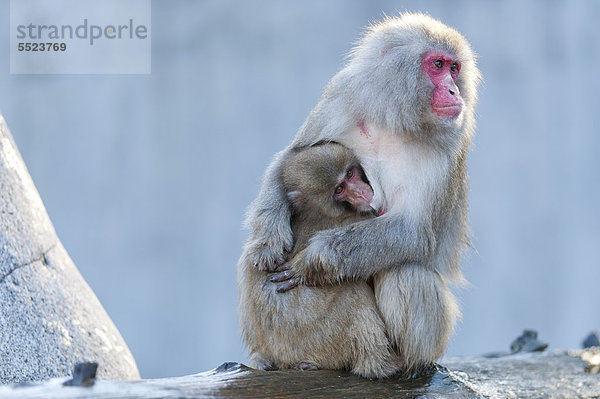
[0,0,598,378]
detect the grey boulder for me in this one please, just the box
[0,114,140,383]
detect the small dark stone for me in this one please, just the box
[214,362,244,373]
[510,329,548,354]
[482,351,510,358]
[63,362,98,387]
[582,332,600,349]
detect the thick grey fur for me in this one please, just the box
[241,13,481,374]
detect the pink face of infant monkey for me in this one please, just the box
[281,142,379,222]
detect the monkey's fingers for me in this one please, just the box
[247,240,288,272]
[275,277,301,293]
[272,263,290,272]
[269,270,293,283]
[253,250,285,272]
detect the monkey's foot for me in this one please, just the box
[297,362,319,371]
[251,355,279,371]
[256,361,278,372]
[403,363,441,379]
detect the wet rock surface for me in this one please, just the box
[0,351,598,398]
[0,115,140,383]
[444,351,599,398]
[0,362,477,399]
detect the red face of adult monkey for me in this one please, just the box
[423,51,463,118]
[241,13,481,374]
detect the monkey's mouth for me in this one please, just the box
[369,195,386,217]
[371,207,386,217]
[432,104,462,118]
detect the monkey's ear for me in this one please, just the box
[287,191,306,209]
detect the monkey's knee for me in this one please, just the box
[352,350,398,379]
[349,301,399,378]
[351,325,398,378]
[375,266,459,371]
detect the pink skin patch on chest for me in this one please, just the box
[357,120,371,138]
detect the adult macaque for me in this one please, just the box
[238,143,397,377]
[243,13,480,373]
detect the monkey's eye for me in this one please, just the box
[434,60,443,69]
[346,169,354,179]
[334,185,344,196]
[450,63,458,72]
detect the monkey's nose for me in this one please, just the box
[448,83,460,96]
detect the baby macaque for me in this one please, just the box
[237,142,398,377]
